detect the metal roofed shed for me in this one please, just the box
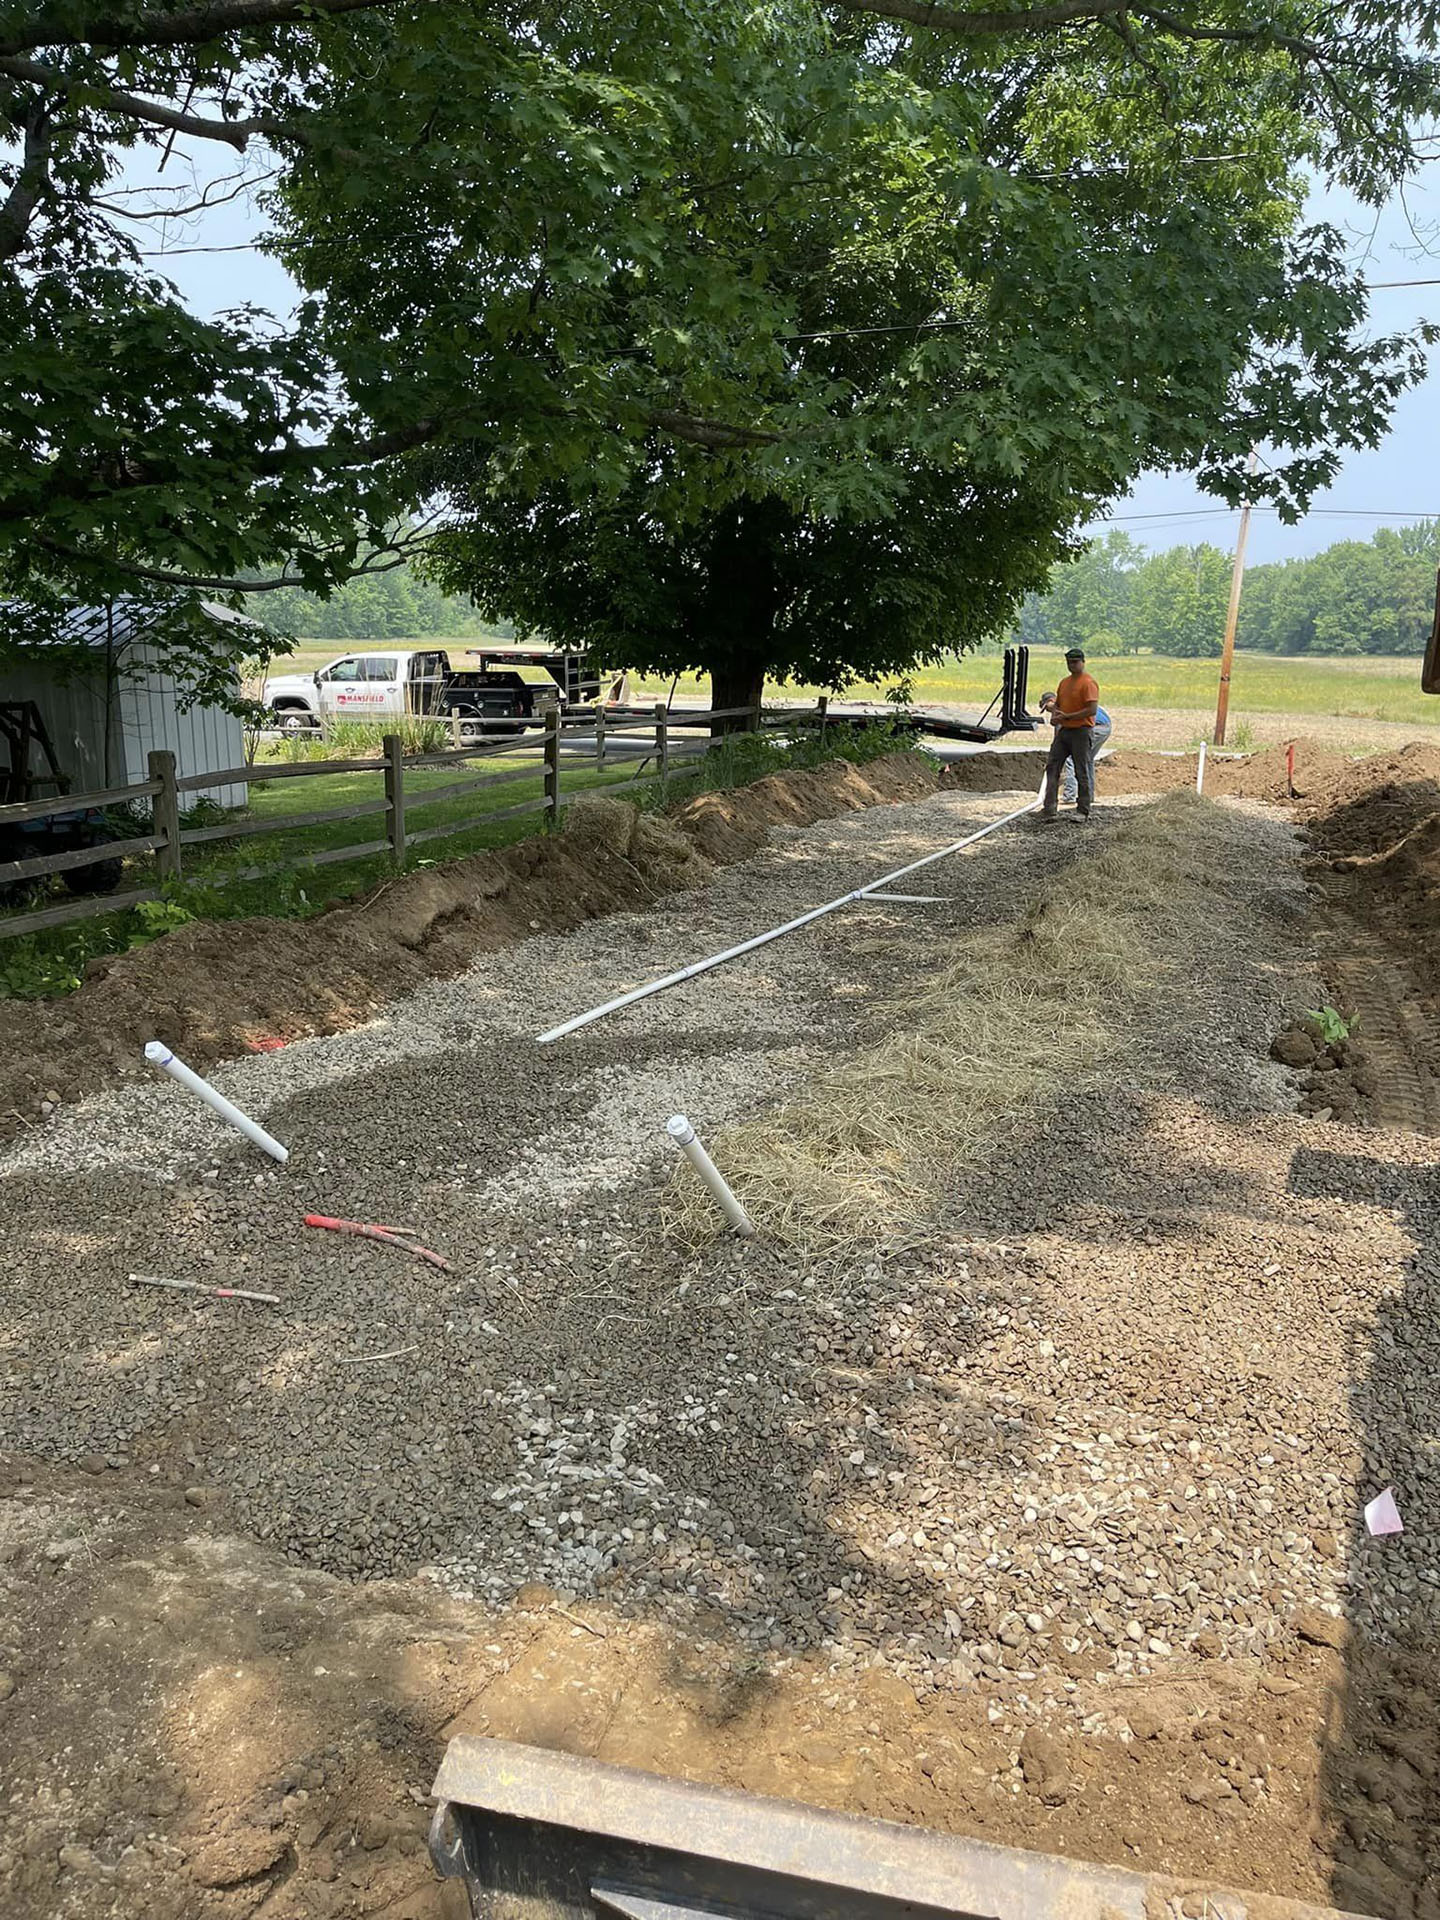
[0,601,253,807]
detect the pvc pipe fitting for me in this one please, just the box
[144,1040,289,1163]
[667,1114,754,1237]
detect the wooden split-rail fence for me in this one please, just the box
[0,699,834,941]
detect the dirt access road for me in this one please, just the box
[3,752,1440,1920]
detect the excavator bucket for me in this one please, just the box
[429,1736,1355,1920]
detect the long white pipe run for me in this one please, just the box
[537,785,1046,1044]
[144,1040,289,1163]
[667,1114,754,1236]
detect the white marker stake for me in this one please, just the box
[667,1114,754,1237]
[144,1040,289,1163]
[1196,740,1208,795]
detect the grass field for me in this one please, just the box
[258,641,1440,733]
[633,649,1439,729]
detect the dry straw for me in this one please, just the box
[662,792,1234,1252]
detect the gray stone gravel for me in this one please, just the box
[3,787,1437,1718]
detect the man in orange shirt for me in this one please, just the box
[1041,646,1099,822]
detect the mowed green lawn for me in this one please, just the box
[631,648,1438,728]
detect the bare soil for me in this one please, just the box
[1,1453,1423,1920]
[1286,742,1440,1139]
[942,738,1365,804]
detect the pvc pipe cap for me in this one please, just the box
[144,1040,172,1064]
[666,1115,694,1143]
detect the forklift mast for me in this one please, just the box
[1000,645,1038,733]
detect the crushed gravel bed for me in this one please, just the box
[3,788,1436,1736]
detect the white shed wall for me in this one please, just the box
[117,648,248,807]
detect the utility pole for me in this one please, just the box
[1214,452,1257,747]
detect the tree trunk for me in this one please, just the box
[709,657,766,737]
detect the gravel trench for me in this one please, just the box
[3,786,1438,1735]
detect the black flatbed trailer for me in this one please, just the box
[569,646,1041,744]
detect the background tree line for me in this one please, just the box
[260,569,499,645]
[1019,521,1440,658]
[263,515,1440,665]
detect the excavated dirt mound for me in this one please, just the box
[1302,742,1440,859]
[680,752,937,863]
[941,739,1361,803]
[1300,745,1440,1059]
[0,753,936,1141]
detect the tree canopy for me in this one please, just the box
[3,0,1439,695]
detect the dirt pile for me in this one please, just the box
[1301,745,1440,1029]
[0,753,937,1142]
[1302,742,1440,858]
[680,752,937,863]
[1270,1016,1378,1125]
[941,738,1361,803]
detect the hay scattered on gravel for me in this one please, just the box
[664,792,1237,1250]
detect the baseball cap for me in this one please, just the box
[1065,647,1086,662]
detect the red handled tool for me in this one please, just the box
[303,1214,451,1271]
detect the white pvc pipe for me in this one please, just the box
[1196,740,1207,794]
[667,1114,754,1236]
[537,790,1043,1044]
[144,1041,289,1163]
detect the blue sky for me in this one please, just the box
[1100,170,1440,562]
[144,149,1439,569]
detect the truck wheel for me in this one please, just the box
[275,706,317,734]
[61,857,125,897]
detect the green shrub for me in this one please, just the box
[685,717,923,798]
[265,716,453,764]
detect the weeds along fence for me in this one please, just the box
[0,700,833,941]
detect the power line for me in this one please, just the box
[1100,506,1440,523]
[785,277,1440,345]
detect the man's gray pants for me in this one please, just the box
[1043,727,1094,817]
[1061,717,1109,802]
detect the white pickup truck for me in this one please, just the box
[261,646,595,737]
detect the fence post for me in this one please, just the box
[594,702,606,771]
[817,693,828,742]
[544,707,561,827]
[654,701,669,781]
[750,692,764,735]
[450,709,462,751]
[149,749,183,882]
[383,733,406,862]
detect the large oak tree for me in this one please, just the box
[1,2,1437,693]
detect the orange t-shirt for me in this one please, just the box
[1055,671,1099,728]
